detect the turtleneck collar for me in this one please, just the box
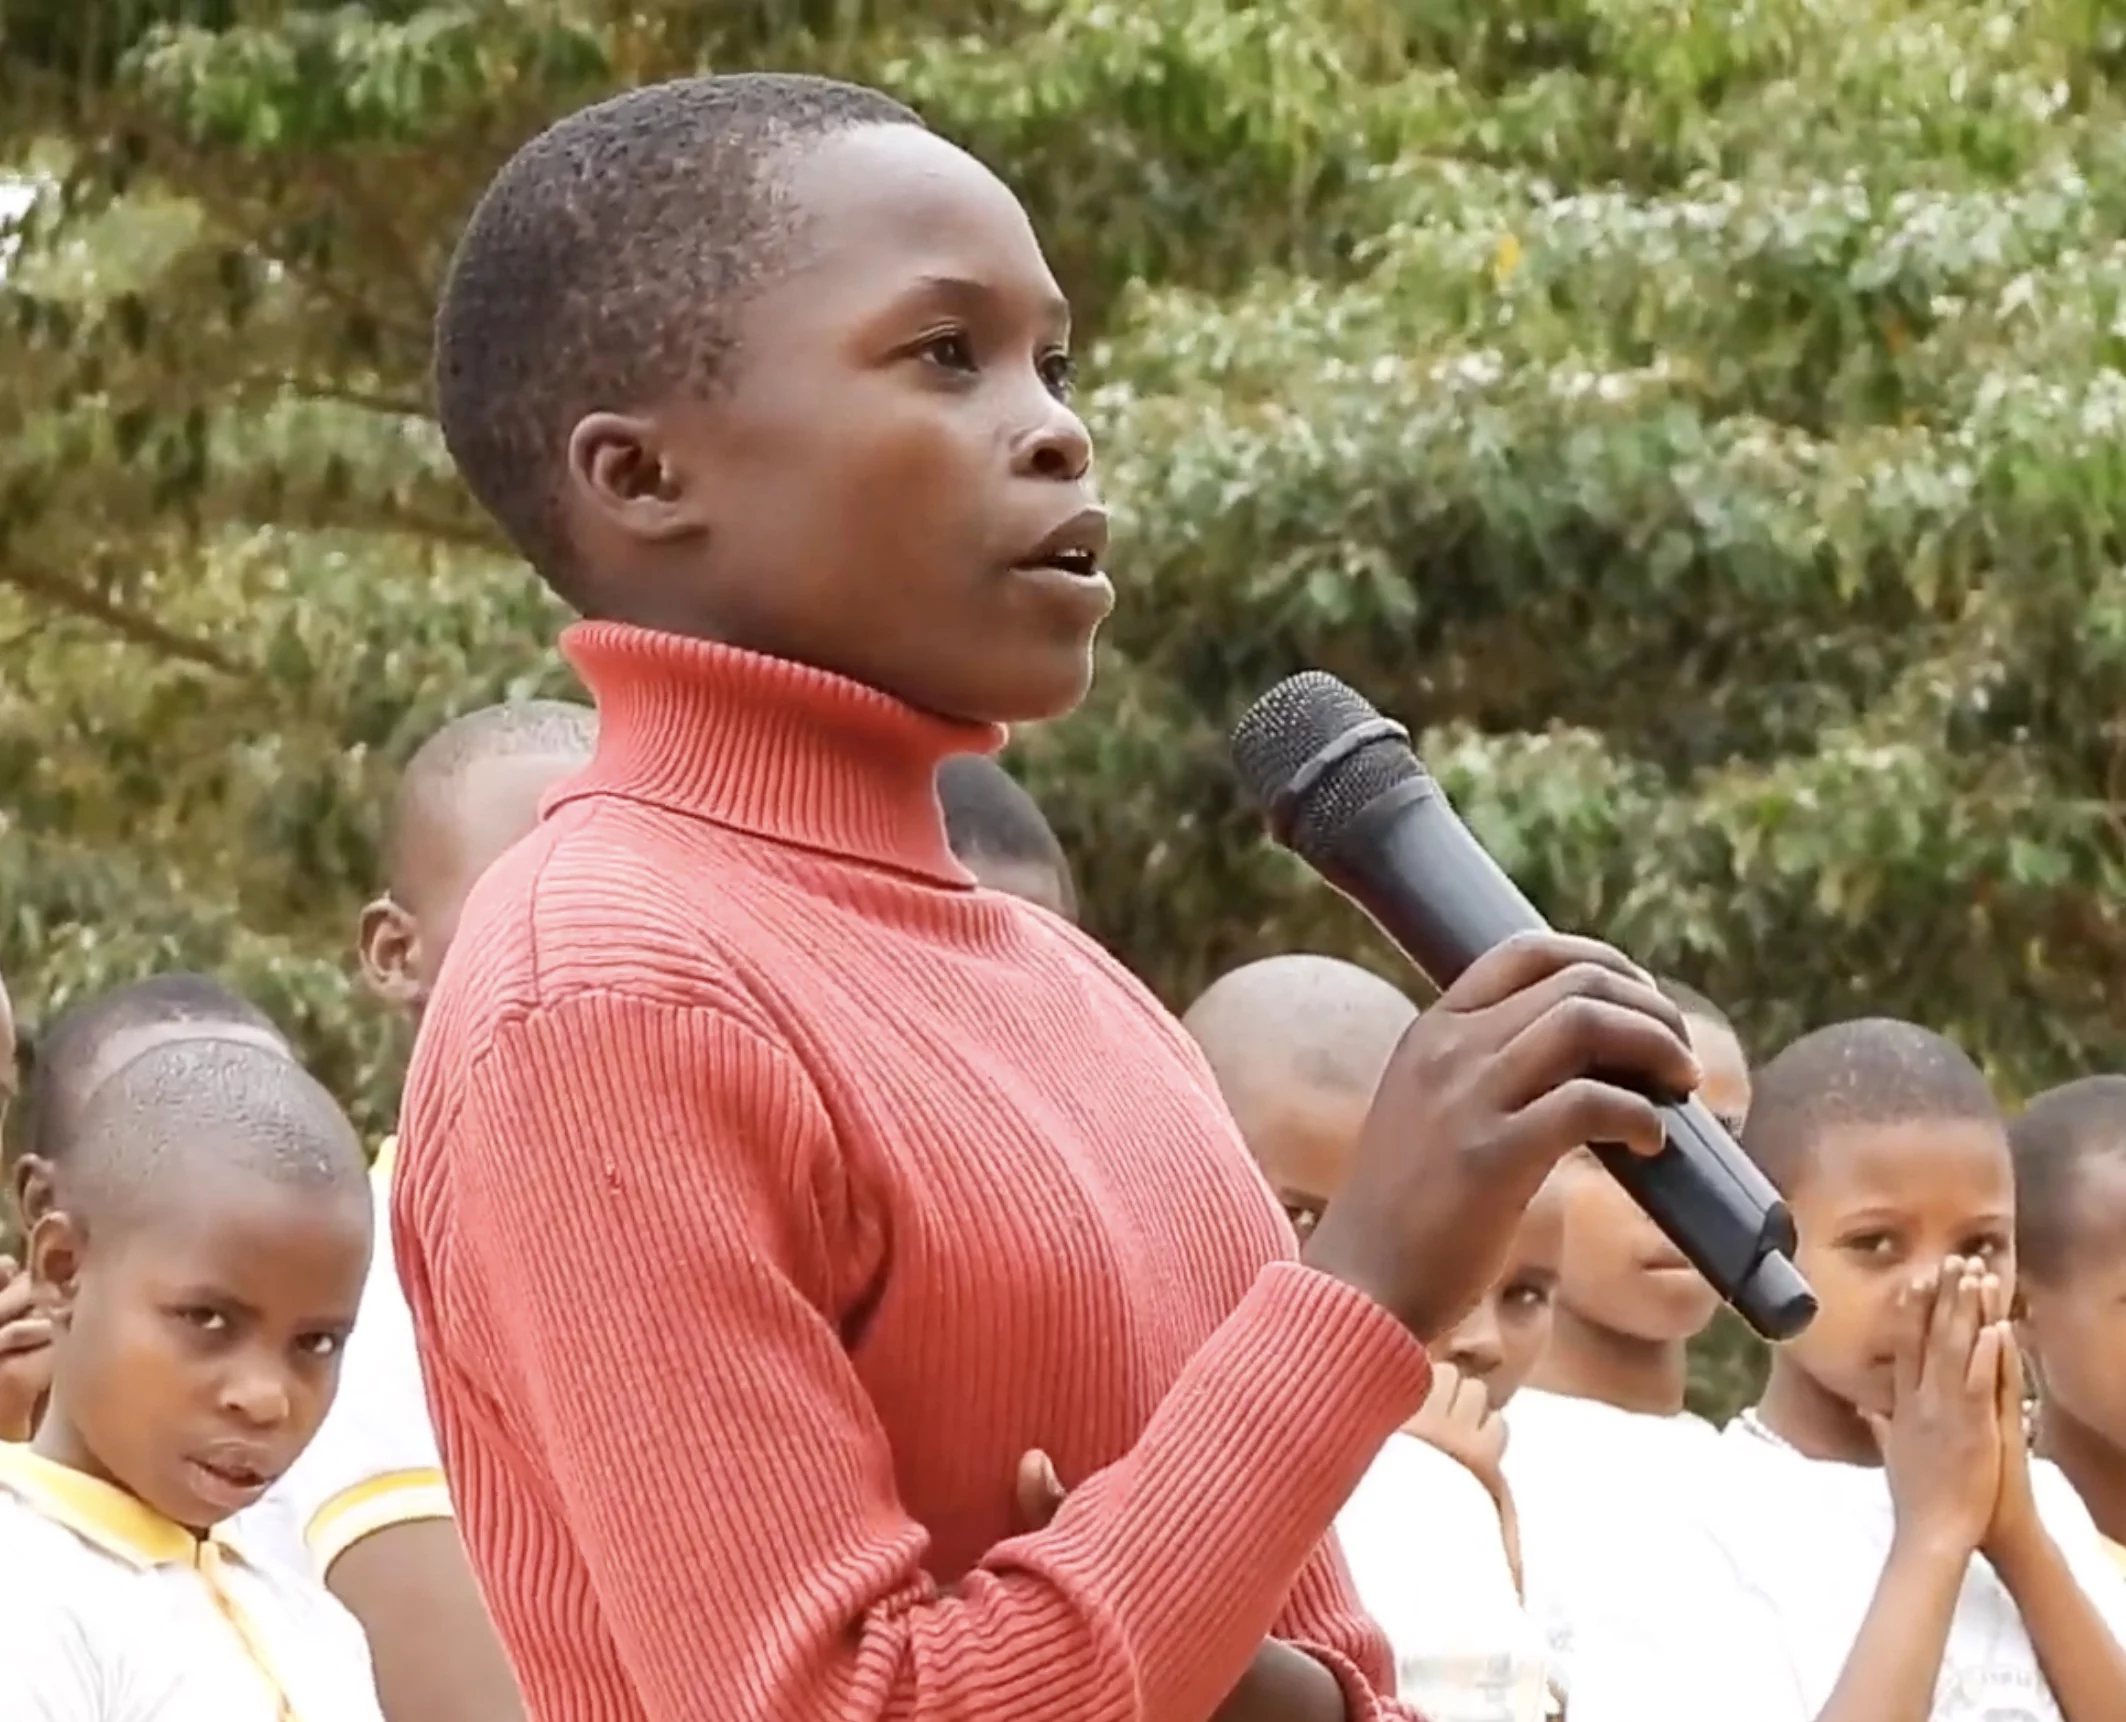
[553,622,1003,888]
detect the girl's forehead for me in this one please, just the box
[1794,1116,2014,1221]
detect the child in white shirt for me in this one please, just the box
[3,972,295,1454]
[0,1035,383,1721]
[1337,1182,1564,1721]
[1518,978,1752,1422]
[1505,977,1751,1699]
[1183,952,1555,1720]
[1568,1017,2126,1722]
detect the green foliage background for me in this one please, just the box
[10,0,2126,1413]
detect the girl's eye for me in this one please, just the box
[177,1307,228,1333]
[300,1332,344,1360]
[1040,351,1077,397]
[920,330,976,371]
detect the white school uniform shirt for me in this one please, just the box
[1564,1414,2126,1722]
[1335,1430,1554,1722]
[1500,1387,1722,1697]
[0,1442,386,1721]
[254,1136,454,1575]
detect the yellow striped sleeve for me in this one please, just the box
[305,1467,453,1572]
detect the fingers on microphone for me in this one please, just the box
[1512,1078,1668,1161]
[1492,969,1699,1109]
[1445,931,1662,1015]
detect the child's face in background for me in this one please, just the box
[361,748,586,1019]
[1247,1083,1369,1243]
[1551,1013,1748,1345]
[1438,1177,1565,1409]
[32,1149,370,1531]
[2020,1151,2126,1451]
[1777,1117,2015,1419]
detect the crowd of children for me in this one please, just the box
[3,711,2125,1721]
[1177,952,2126,1722]
[0,705,1087,1720]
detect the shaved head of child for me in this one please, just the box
[361,700,597,1018]
[29,1038,371,1534]
[7,973,291,1234]
[935,754,1077,921]
[1742,1017,2009,1459]
[1186,954,1561,1407]
[1183,954,1417,1238]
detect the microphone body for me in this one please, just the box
[1231,675,1817,1343]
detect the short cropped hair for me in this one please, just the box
[1742,1017,1999,1195]
[9,974,285,1167]
[936,756,1077,919]
[1183,954,1416,1126]
[2010,1075,2126,1280]
[388,699,597,894]
[434,73,924,599]
[69,1038,366,1231]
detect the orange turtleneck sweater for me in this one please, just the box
[393,622,1434,1722]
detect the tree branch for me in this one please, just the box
[0,557,255,677]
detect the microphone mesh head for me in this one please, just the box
[1230,671,1426,860]
[1292,739,1426,859]
[1230,672,1379,808]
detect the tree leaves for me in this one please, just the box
[6,0,2126,1410]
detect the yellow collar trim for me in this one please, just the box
[0,1442,249,1569]
[373,1133,399,1183]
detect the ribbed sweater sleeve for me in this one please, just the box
[449,990,1431,1722]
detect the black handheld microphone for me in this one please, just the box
[1230,670,1817,1343]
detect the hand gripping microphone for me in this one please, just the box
[1230,670,1817,1343]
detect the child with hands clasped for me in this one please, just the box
[1568,1020,2126,1722]
[1838,1255,2124,1722]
